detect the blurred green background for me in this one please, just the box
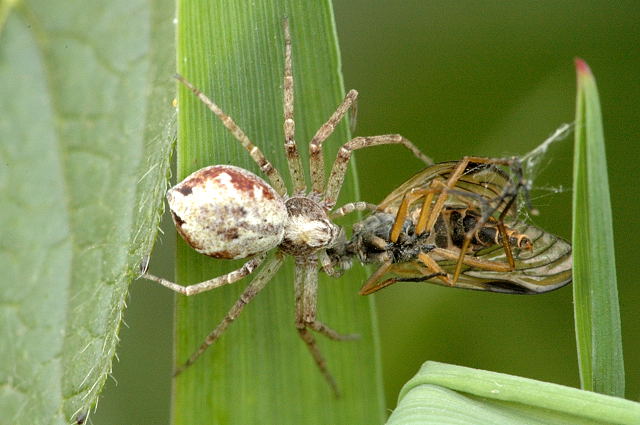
[94,1,639,423]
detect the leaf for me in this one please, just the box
[0,1,174,423]
[572,59,624,396]
[173,0,384,424]
[387,362,640,425]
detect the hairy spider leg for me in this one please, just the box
[294,258,358,397]
[173,254,285,376]
[142,254,266,296]
[174,74,288,197]
[324,135,432,208]
[282,19,306,194]
[309,90,359,194]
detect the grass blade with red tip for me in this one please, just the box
[572,58,624,397]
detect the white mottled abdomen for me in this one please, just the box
[167,165,287,259]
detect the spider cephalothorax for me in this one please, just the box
[280,196,343,256]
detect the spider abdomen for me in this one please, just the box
[167,165,287,259]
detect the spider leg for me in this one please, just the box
[296,258,358,340]
[324,134,432,208]
[173,253,284,376]
[318,250,342,278]
[174,74,288,196]
[294,258,357,397]
[294,258,338,396]
[140,254,267,296]
[330,201,377,219]
[309,90,359,194]
[282,18,306,193]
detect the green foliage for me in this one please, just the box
[0,0,174,423]
[572,59,624,396]
[387,362,639,425]
[5,0,633,423]
[173,1,383,424]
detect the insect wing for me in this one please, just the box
[377,161,517,217]
[458,223,572,294]
[376,162,454,211]
[363,223,571,294]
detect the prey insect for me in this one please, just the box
[139,19,431,396]
[327,157,572,295]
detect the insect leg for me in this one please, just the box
[324,135,433,208]
[421,159,474,235]
[391,179,475,242]
[414,180,443,235]
[140,254,267,296]
[423,156,516,231]
[358,260,393,295]
[433,247,511,272]
[389,187,442,243]
[449,157,523,282]
[173,254,284,376]
[412,156,516,283]
[495,194,518,268]
[417,252,455,286]
[282,18,306,194]
[174,74,288,196]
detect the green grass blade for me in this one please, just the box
[0,1,174,423]
[572,59,624,396]
[173,1,384,424]
[387,362,640,425]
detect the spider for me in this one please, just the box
[140,18,431,396]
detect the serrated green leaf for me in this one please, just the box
[387,362,640,425]
[572,59,624,396]
[173,1,384,424]
[0,1,174,423]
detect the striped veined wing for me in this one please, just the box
[359,222,572,295]
[355,158,572,295]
